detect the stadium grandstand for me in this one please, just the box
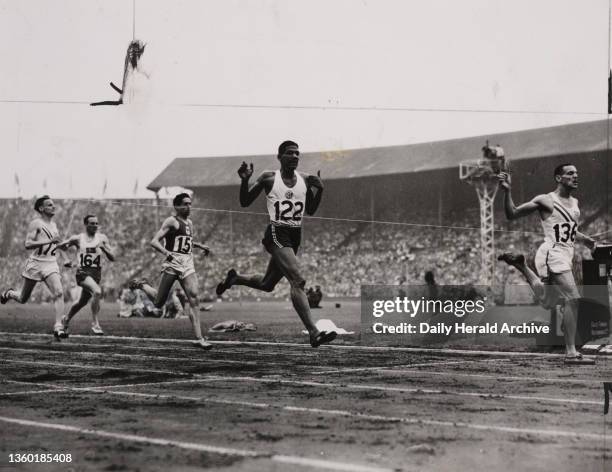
[146,119,610,299]
[1,120,609,303]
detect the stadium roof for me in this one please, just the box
[147,119,610,191]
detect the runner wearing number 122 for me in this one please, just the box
[57,214,115,336]
[215,140,337,348]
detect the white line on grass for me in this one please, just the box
[0,415,393,472]
[0,331,576,358]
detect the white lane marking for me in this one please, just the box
[2,341,594,387]
[2,367,601,407]
[312,358,512,374]
[0,415,393,472]
[374,369,602,386]
[0,346,256,366]
[2,338,307,358]
[2,359,187,376]
[0,385,603,442]
[0,389,66,396]
[312,360,465,374]
[0,331,576,357]
[193,375,602,406]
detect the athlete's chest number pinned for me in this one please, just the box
[80,253,101,268]
[37,243,58,257]
[274,200,303,222]
[173,235,192,254]
[553,222,577,243]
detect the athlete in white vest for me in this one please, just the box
[497,164,597,364]
[215,140,336,347]
[0,196,66,339]
[57,215,115,336]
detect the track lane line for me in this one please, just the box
[1,366,601,407]
[0,384,603,441]
[0,415,393,472]
[0,346,257,366]
[2,358,189,376]
[0,331,588,358]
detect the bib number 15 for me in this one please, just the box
[173,236,192,254]
[274,200,303,222]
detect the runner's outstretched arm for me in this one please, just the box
[305,170,324,215]
[238,162,270,207]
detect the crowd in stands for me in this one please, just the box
[0,197,607,304]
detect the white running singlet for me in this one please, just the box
[30,220,59,262]
[266,170,307,227]
[77,233,103,269]
[541,192,580,249]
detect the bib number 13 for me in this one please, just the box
[274,200,303,222]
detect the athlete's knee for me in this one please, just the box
[86,286,101,299]
[288,276,306,290]
[564,297,581,308]
[260,279,278,292]
[50,289,64,300]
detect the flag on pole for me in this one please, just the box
[14,173,20,198]
[133,179,139,196]
[608,69,612,115]
[42,178,47,189]
[102,179,108,196]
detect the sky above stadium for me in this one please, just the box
[0,0,609,198]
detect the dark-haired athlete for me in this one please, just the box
[130,193,212,349]
[216,141,336,347]
[57,214,115,336]
[497,164,597,364]
[1,196,66,338]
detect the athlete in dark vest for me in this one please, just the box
[131,193,212,349]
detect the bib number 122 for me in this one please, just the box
[274,200,303,222]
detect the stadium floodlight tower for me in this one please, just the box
[459,142,508,286]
